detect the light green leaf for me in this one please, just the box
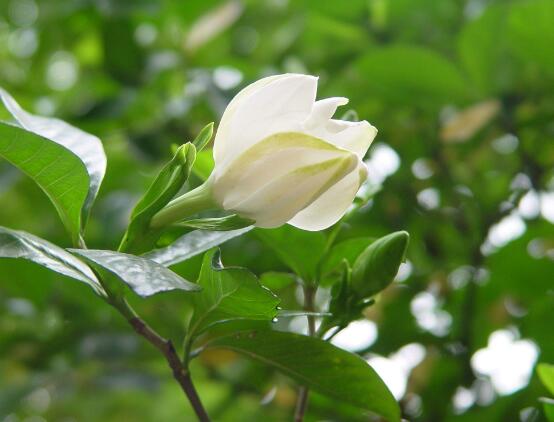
[119,143,196,253]
[0,122,89,245]
[508,0,554,76]
[0,226,104,296]
[144,227,252,267]
[260,272,297,290]
[188,249,279,336]
[69,249,199,297]
[192,122,214,152]
[538,363,554,396]
[191,149,215,181]
[351,231,409,298]
[177,214,254,231]
[256,225,326,283]
[205,329,400,421]
[320,237,374,278]
[356,45,468,105]
[540,398,554,422]
[0,88,106,229]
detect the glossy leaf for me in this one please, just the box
[351,231,409,298]
[119,143,196,253]
[538,363,554,396]
[205,329,400,421]
[192,122,214,152]
[0,226,104,295]
[540,398,554,422]
[0,122,89,244]
[144,227,252,267]
[188,249,279,336]
[0,88,106,227]
[177,214,254,231]
[256,225,326,283]
[69,249,199,297]
[191,149,215,181]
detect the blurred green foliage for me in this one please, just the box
[1,0,554,420]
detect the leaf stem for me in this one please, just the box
[294,285,316,422]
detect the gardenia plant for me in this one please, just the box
[0,75,408,422]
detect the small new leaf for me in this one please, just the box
[119,143,196,253]
[188,249,279,338]
[351,231,409,298]
[192,122,214,152]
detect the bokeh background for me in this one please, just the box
[1,0,554,420]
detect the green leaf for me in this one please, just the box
[508,0,554,76]
[458,5,512,95]
[177,214,254,231]
[256,226,326,283]
[351,231,409,298]
[205,330,400,421]
[0,88,106,231]
[192,122,214,152]
[320,237,374,279]
[538,363,554,396]
[0,122,90,245]
[144,227,252,267]
[355,45,468,106]
[119,143,196,253]
[188,249,279,336]
[0,226,104,296]
[69,249,199,297]
[260,272,297,290]
[540,398,554,422]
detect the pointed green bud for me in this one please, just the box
[351,231,409,298]
[192,122,214,152]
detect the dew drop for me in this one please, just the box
[271,317,279,323]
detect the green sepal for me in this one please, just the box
[351,231,409,299]
[176,214,254,231]
[192,122,214,152]
[119,143,196,253]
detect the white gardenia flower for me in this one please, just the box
[152,73,377,231]
[209,73,377,230]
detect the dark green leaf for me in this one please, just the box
[0,122,90,245]
[538,363,554,396]
[0,226,104,295]
[69,249,199,297]
[256,226,326,283]
[188,249,279,336]
[144,227,252,267]
[177,214,254,231]
[119,143,196,253]
[0,88,106,229]
[351,231,409,298]
[205,329,400,421]
[260,272,297,290]
[192,122,214,152]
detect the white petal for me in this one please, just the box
[213,74,318,167]
[288,162,368,231]
[308,119,377,159]
[211,131,357,228]
[304,97,348,129]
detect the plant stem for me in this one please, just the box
[294,285,316,422]
[126,314,210,422]
[102,292,211,420]
[150,181,216,229]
